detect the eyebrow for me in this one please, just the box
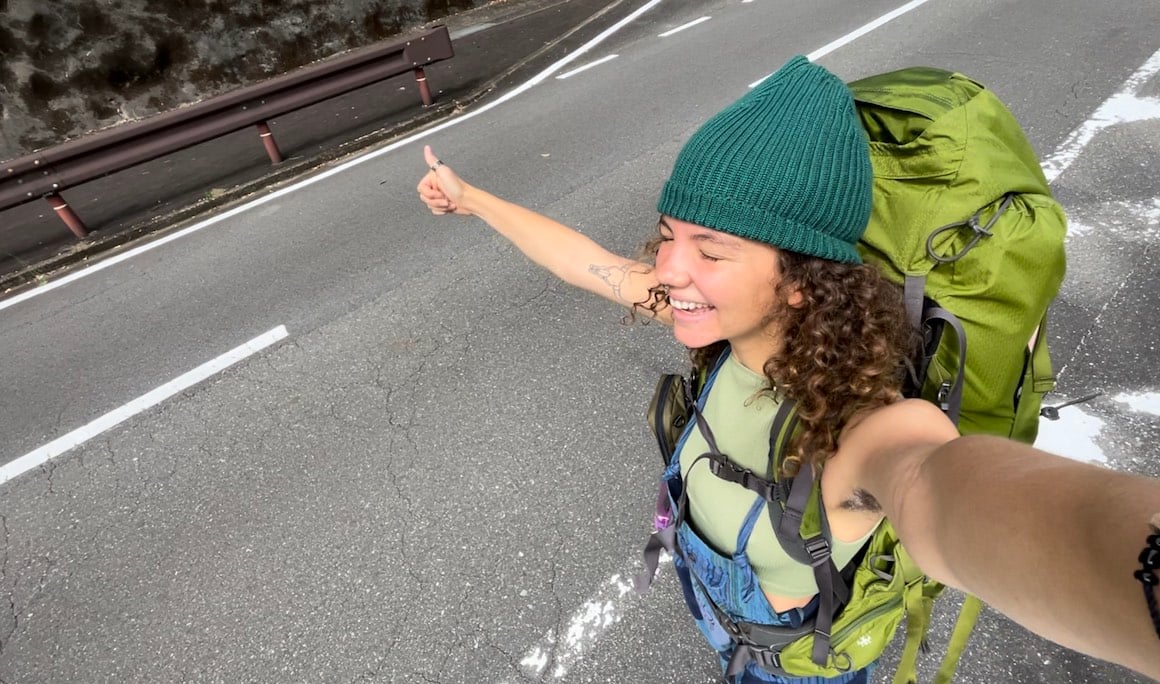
[658,216,741,250]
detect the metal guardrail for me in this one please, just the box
[0,25,455,238]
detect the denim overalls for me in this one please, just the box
[641,351,873,684]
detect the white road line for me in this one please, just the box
[1034,403,1108,464]
[450,22,496,40]
[1114,392,1160,416]
[0,325,289,487]
[658,16,711,38]
[515,572,644,680]
[1063,198,1160,240]
[1041,46,1160,184]
[0,0,665,315]
[556,54,619,80]
[749,0,936,87]
[1045,48,1160,387]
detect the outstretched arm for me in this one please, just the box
[845,400,1160,679]
[417,147,670,322]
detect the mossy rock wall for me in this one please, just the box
[0,0,482,161]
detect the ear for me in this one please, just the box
[786,286,805,308]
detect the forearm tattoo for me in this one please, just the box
[588,263,653,300]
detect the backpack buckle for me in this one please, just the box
[748,645,782,672]
[707,456,759,491]
[937,382,952,412]
[804,536,831,561]
[763,649,782,671]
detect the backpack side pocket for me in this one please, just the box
[647,373,690,465]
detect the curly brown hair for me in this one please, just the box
[633,238,915,475]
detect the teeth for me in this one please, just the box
[670,298,712,311]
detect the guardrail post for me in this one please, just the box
[255,122,284,164]
[45,193,89,238]
[414,67,433,106]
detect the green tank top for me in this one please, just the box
[678,352,877,598]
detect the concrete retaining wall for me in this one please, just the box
[0,0,483,161]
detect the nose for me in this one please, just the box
[654,239,691,289]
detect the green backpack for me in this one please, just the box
[848,65,1067,682]
[852,67,1067,441]
[642,67,1067,683]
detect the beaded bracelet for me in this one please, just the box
[1137,513,1160,641]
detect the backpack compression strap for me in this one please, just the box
[899,286,969,425]
[923,307,967,423]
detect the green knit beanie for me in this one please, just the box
[656,56,871,263]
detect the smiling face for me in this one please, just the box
[653,216,796,372]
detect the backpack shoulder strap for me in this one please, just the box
[762,401,853,667]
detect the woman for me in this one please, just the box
[416,57,1160,682]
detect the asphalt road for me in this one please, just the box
[2,0,1159,682]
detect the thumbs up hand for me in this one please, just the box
[418,145,472,216]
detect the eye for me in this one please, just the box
[700,252,722,262]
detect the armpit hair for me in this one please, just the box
[840,488,882,512]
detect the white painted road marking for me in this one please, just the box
[0,0,666,314]
[1041,46,1160,184]
[556,54,620,80]
[1114,392,1160,416]
[1065,198,1160,240]
[450,22,496,40]
[748,0,938,88]
[0,325,289,487]
[1035,391,1160,463]
[1034,403,1108,464]
[517,573,640,679]
[658,16,712,38]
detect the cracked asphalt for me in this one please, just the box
[1,0,1159,681]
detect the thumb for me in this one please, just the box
[423,144,441,170]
